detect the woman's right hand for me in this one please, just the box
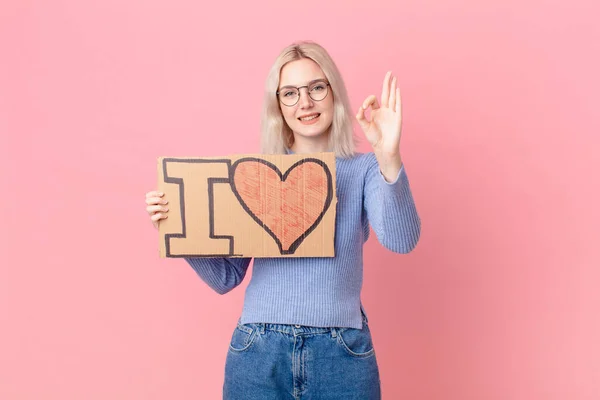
[146,191,169,230]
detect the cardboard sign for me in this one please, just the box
[157,153,337,258]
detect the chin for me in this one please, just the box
[294,127,327,137]
[292,121,332,138]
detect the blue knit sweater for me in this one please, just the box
[185,152,421,329]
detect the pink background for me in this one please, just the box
[2,0,598,399]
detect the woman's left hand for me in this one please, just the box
[356,71,403,182]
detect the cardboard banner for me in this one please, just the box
[157,153,337,258]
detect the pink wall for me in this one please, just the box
[2,0,598,399]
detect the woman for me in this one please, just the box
[145,41,420,399]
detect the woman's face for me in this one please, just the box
[278,59,334,143]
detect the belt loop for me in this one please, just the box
[331,328,337,338]
[258,323,265,334]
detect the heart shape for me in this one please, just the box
[230,157,333,255]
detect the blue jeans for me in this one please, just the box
[223,314,381,399]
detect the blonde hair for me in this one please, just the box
[260,41,357,158]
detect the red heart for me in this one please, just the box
[230,158,333,255]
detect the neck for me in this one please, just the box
[290,133,330,154]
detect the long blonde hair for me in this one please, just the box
[260,41,357,158]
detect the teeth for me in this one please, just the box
[300,114,319,121]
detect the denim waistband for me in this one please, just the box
[257,323,334,336]
[238,310,368,336]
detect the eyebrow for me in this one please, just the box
[278,78,328,90]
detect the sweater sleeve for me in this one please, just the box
[363,153,421,253]
[184,257,252,295]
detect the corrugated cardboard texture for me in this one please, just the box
[157,153,337,258]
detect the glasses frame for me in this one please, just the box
[276,80,331,107]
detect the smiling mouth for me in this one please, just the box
[298,113,320,121]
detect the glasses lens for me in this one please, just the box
[279,88,299,106]
[309,81,328,101]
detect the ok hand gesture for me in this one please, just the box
[356,71,403,182]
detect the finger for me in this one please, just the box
[380,71,392,108]
[151,213,168,222]
[389,76,397,111]
[395,87,402,114]
[146,191,164,199]
[146,196,169,205]
[356,105,367,121]
[146,205,169,215]
[356,105,370,131]
[362,95,380,111]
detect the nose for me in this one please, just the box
[297,88,314,108]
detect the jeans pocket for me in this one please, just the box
[336,322,375,358]
[228,323,259,353]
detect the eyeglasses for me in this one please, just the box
[276,79,331,107]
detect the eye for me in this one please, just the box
[281,90,297,97]
[311,84,326,92]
